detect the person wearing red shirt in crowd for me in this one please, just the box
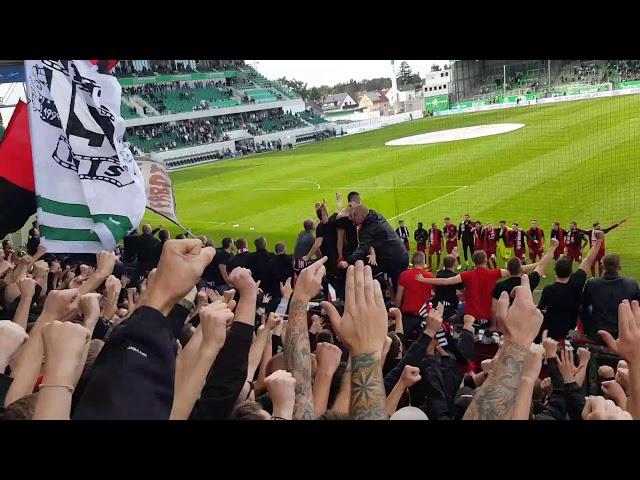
[511,222,527,263]
[583,219,626,277]
[427,222,443,271]
[473,220,484,255]
[395,251,434,337]
[443,217,461,269]
[550,222,567,260]
[414,222,428,253]
[526,219,545,264]
[482,222,499,269]
[415,249,544,329]
[565,221,587,265]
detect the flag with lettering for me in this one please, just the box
[135,155,178,223]
[25,60,146,253]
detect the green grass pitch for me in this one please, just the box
[144,95,640,285]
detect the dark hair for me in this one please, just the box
[175,233,186,239]
[222,237,233,249]
[603,253,621,273]
[417,222,423,227]
[275,241,286,254]
[317,329,334,344]
[532,219,537,222]
[347,191,360,202]
[318,410,353,420]
[554,256,573,278]
[303,219,315,231]
[472,250,487,265]
[158,229,170,242]
[230,401,268,420]
[593,221,600,228]
[204,239,215,248]
[316,206,325,220]
[507,257,522,276]
[255,237,267,250]
[444,217,450,221]
[399,220,405,224]
[499,220,506,224]
[236,238,248,250]
[2,239,10,249]
[412,251,426,265]
[443,254,456,269]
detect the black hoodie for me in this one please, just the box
[347,210,407,272]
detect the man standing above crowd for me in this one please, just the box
[228,237,250,271]
[443,217,461,268]
[248,237,280,307]
[293,219,315,271]
[305,203,339,293]
[336,191,360,263]
[527,219,545,265]
[582,219,626,277]
[565,221,587,265]
[204,237,234,293]
[136,224,161,277]
[396,220,410,251]
[459,214,475,269]
[414,222,428,254]
[427,222,443,272]
[550,221,567,260]
[341,204,408,292]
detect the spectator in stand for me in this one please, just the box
[274,241,294,286]
[248,237,280,307]
[536,231,604,341]
[581,253,640,343]
[228,237,250,272]
[136,224,161,277]
[395,251,434,338]
[204,237,235,293]
[431,255,464,321]
[293,219,315,272]
[26,220,40,256]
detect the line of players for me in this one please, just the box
[395,215,626,277]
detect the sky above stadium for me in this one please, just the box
[245,60,449,87]
[0,60,449,124]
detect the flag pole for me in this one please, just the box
[144,206,196,238]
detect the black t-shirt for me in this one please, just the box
[459,220,474,242]
[335,216,357,258]
[537,269,587,340]
[316,214,339,259]
[492,272,541,302]
[432,269,464,319]
[228,251,251,272]
[204,249,233,285]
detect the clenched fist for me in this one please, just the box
[265,369,296,420]
[315,341,342,376]
[41,320,90,385]
[0,320,29,370]
[400,365,422,388]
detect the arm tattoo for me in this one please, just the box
[463,340,529,420]
[283,297,314,420]
[350,352,388,420]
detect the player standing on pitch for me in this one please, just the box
[527,219,545,265]
[395,220,411,251]
[459,213,475,269]
[583,219,626,277]
[443,217,461,269]
[512,222,527,264]
[482,222,499,269]
[565,221,587,265]
[414,222,428,254]
[550,221,567,260]
[497,220,513,267]
[427,222,443,271]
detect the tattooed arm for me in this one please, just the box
[284,297,315,419]
[323,260,390,420]
[283,258,328,420]
[464,340,529,419]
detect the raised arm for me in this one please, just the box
[531,238,559,276]
[512,344,544,420]
[602,219,625,234]
[579,230,604,273]
[312,341,342,418]
[284,257,328,419]
[337,228,345,259]
[416,273,462,285]
[304,237,323,261]
[385,365,421,416]
[323,261,389,419]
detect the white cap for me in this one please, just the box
[390,406,429,420]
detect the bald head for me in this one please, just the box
[351,204,370,225]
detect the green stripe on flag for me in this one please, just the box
[37,196,92,218]
[40,225,101,242]
[93,214,133,242]
[37,196,134,243]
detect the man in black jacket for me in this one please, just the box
[136,224,161,277]
[344,204,408,293]
[248,237,279,299]
[581,253,640,342]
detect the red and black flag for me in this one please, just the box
[0,100,36,238]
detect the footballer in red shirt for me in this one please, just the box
[565,221,587,264]
[526,219,545,263]
[473,220,484,252]
[583,219,626,276]
[482,223,499,269]
[511,223,527,263]
[550,222,567,260]
[427,222,443,271]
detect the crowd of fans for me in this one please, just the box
[608,60,640,82]
[1,193,639,421]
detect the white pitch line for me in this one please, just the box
[175,185,465,192]
[388,186,469,221]
[181,220,227,226]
